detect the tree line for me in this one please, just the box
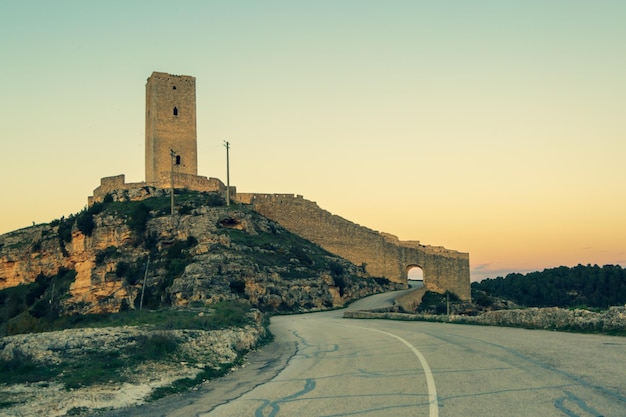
[472,264,626,308]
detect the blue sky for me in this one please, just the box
[1,1,625,280]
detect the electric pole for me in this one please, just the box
[224,141,230,206]
[139,257,150,311]
[170,149,176,215]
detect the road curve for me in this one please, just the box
[205,310,626,417]
[103,290,626,416]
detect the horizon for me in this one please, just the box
[1,1,625,281]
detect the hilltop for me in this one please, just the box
[0,191,401,333]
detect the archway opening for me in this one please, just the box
[407,265,424,288]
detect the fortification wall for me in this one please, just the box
[154,172,229,194]
[237,193,471,300]
[89,174,230,205]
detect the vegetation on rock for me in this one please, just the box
[1,301,262,410]
[1,191,398,320]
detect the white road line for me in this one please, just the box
[349,325,439,417]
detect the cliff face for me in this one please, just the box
[0,198,401,317]
[0,214,136,315]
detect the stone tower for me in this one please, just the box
[145,71,198,184]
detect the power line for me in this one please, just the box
[224,141,230,206]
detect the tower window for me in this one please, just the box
[173,107,178,116]
[176,155,181,165]
[172,86,177,90]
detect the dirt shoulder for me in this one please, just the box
[94,336,296,417]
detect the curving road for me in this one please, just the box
[108,290,626,416]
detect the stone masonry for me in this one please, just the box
[236,193,471,301]
[145,71,198,182]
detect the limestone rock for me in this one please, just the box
[0,202,401,317]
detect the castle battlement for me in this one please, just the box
[89,174,231,206]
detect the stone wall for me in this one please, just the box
[88,174,231,205]
[155,171,230,194]
[236,193,471,300]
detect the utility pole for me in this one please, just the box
[224,141,230,206]
[170,149,176,215]
[140,257,150,311]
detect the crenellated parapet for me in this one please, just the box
[88,174,233,206]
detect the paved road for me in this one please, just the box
[106,290,626,416]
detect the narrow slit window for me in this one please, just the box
[173,107,178,116]
[176,155,181,165]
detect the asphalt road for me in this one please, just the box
[106,290,626,416]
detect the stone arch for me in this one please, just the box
[407,264,424,281]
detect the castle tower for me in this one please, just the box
[145,71,198,184]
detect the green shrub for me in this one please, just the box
[167,259,187,279]
[6,312,40,335]
[0,348,57,384]
[373,277,391,286]
[115,261,130,278]
[76,210,96,236]
[212,300,252,327]
[205,193,225,207]
[57,217,73,243]
[229,279,246,294]
[186,235,198,247]
[434,303,448,315]
[0,269,76,336]
[474,292,493,307]
[290,246,314,266]
[134,333,179,361]
[144,231,159,254]
[95,246,120,264]
[128,203,150,235]
[178,204,193,215]
[30,299,52,319]
[329,261,345,277]
[61,350,126,389]
[31,240,42,252]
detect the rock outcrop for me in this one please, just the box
[0,321,266,416]
[0,196,401,319]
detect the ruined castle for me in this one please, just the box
[90,71,471,300]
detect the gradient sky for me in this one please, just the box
[1,1,625,281]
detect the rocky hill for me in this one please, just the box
[0,191,401,335]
